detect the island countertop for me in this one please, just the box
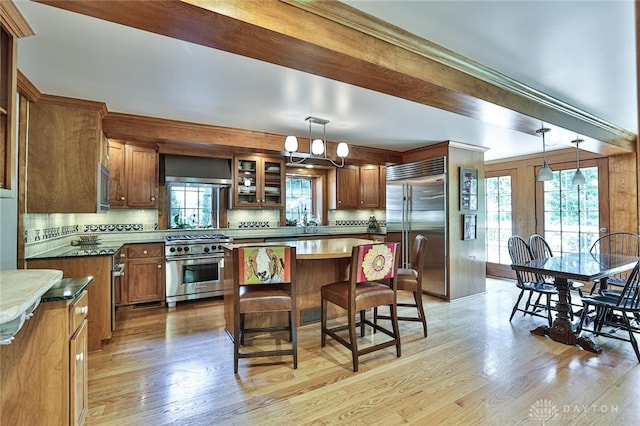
[222,237,378,260]
[0,269,63,324]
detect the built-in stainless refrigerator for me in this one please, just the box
[386,157,447,298]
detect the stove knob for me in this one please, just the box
[204,247,210,253]
[169,247,176,253]
[216,244,222,251]
[177,247,183,252]
[184,247,190,252]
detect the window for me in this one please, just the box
[168,182,220,228]
[485,174,513,265]
[285,176,314,226]
[540,166,600,254]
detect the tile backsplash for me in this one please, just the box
[24,209,159,244]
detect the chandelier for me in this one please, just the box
[284,116,349,167]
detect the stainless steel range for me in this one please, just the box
[165,233,232,307]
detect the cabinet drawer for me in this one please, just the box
[69,290,89,335]
[127,243,164,258]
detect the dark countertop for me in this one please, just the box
[26,229,386,260]
[41,276,93,302]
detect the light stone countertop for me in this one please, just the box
[223,237,379,260]
[0,269,63,324]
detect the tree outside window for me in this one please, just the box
[542,166,599,255]
[285,177,313,226]
[168,182,218,228]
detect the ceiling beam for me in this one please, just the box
[38,0,636,155]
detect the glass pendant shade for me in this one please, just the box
[537,163,553,181]
[572,169,586,186]
[336,142,349,158]
[311,138,325,155]
[284,135,298,153]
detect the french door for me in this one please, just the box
[535,158,608,255]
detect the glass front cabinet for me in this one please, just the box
[233,155,284,208]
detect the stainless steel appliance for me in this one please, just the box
[165,234,232,307]
[386,157,447,298]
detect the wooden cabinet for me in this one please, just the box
[108,140,159,208]
[333,165,385,209]
[26,95,107,212]
[27,256,112,352]
[0,5,30,196]
[108,140,126,207]
[0,27,16,195]
[1,289,89,425]
[119,243,165,306]
[69,291,89,426]
[233,155,284,208]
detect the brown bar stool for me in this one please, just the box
[232,246,297,374]
[321,242,401,372]
[375,234,428,337]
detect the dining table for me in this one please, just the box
[511,252,640,353]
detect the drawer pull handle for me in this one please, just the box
[76,352,84,362]
[77,306,88,314]
[142,250,148,255]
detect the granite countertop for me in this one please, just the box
[25,228,386,260]
[0,269,63,344]
[41,276,93,302]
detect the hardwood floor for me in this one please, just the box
[87,278,639,425]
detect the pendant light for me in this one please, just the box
[571,138,586,186]
[284,117,349,167]
[536,127,553,181]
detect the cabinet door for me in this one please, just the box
[126,257,165,304]
[27,99,102,212]
[70,319,88,426]
[261,158,284,207]
[359,165,380,208]
[379,166,386,209]
[108,140,126,207]
[336,166,359,209]
[125,144,158,208]
[234,156,259,207]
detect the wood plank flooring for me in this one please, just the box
[87,278,639,425]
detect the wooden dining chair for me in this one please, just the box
[321,242,401,372]
[529,234,584,316]
[508,235,557,327]
[589,232,640,295]
[577,260,640,362]
[232,245,297,374]
[374,234,428,337]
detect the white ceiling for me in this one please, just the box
[14,0,637,161]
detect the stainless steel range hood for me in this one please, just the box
[163,155,232,185]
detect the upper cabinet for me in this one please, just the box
[233,155,284,208]
[0,5,32,197]
[27,95,107,213]
[108,140,158,209]
[331,165,385,209]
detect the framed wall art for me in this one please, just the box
[460,167,478,211]
[463,214,477,241]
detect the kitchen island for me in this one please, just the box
[222,237,379,337]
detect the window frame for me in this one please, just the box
[534,157,608,253]
[167,181,221,229]
[485,169,516,278]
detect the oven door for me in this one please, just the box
[166,255,224,307]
